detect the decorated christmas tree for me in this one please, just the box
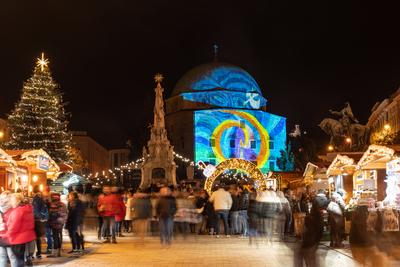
[6,53,71,163]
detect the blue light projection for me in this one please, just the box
[181,91,267,109]
[188,65,262,94]
[194,109,287,173]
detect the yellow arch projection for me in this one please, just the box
[204,158,267,195]
[211,110,270,169]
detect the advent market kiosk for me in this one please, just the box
[353,145,397,204]
[5,149,60,193]
[0,149,18,191]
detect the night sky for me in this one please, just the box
[1,1,400,154]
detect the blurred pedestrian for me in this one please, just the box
[97,186,119,244]
[229,188,240,235]
[133,190,152,240]
[294,200,324,267]
[32,186,48,260]
[0,191,17,267]
[156,187,177,247]
[238,186,250,237]
[277,191,291,241]
[66,192,84,253]
[124,192,134,233]
[327,192,344,248]
[1,193,36,267]
[209,186,232,237]
[115,193,126,238]
[350,205,373,265]
[257,189,282,245]
[47,193,67,258]
[195,190,208,234]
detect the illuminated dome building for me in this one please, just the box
[165,62,287,173]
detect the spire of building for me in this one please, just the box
[213,44,219,62]
[153,73,165,130]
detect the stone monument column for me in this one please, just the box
[140,74,177,189]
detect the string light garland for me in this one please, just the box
[204,158,267,195]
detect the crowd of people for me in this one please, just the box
[0,180,394,267]
[0,185,87,267]
[94,183,320,250]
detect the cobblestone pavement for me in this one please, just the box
[58,235,361,267]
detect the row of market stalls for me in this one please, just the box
[305,144,400,207]
[0,148,73,194]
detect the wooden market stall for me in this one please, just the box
[5,149,60,193]
[0,149,18,191]
[354,145,397,201]
[326,153,362,201]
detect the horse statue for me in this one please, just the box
[320,102,370,150]
[319,118,343,144]
[350,124,370,147]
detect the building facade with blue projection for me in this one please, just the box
[165,62,287,173]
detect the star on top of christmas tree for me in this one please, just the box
[36,52,49,72]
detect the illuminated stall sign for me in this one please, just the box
[37,155,50,171]
[387,158,400,173]
[194,109,287,173]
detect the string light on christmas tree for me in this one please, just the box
[5,53,72,163]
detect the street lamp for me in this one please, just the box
[345,137,352,151]
[0,131,4,139]
[327,145,334,152]
[384,124,391,131]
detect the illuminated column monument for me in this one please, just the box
[140,74,177,189]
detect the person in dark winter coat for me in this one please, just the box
[47,193,67,258]
[294,200,324,267]
[248,190,259,246]
[314,190,329,210]
[238,187,250,237]
[133,191,152,240]
[156,187,177,246]
[195,190,208,234]
[229,190,240,235]
[65,192,85,253]
[32,186,48,259]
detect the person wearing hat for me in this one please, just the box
[47,193,67,258]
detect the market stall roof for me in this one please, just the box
[357,145,397,170]
[58,163,73,173]
[327,154,360,176]
[303,162,328,185]
[6,149,60,174]
[0,148,17,169]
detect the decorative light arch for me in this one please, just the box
[204,158,267,195]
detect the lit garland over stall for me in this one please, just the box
[204,158,267,195]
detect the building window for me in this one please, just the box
[269,161,275,171]
[250,140,256,149]
[269,140,274,150]
[113,153,118,168]
[230,139,236,148]
[210,138,215,147]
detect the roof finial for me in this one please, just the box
[213,44,219,62]
[154,73,164,84]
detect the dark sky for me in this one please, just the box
[1,1,400,153]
